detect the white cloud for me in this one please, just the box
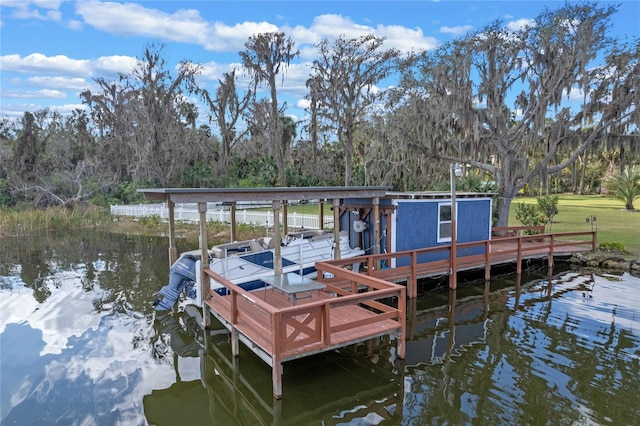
[512,108,524,120]
[0,53,91,76]
[76,1,210,44]
[75,1,278,52]
[440,25,473,36]
[2,0,64,21]
[2,3,441,119]
[564,86,585,103]
[0,102,86,119]
[21,76,89,90]
[289,14,438,53]
[205,21,280,51]
[67,19,83,30]
[296,98,310,110]
[1,88,67,99]
[75,4,437,54]
[507,18,535,32]
[0,53,137,78]
[93,55,138,76]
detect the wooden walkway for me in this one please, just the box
[317,230,597,297]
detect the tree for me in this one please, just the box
[605,166,640,210]
[202,69,252,174]
[240,32,299,186]
[310,34,399,185]
[131,44,201,185]
[82,44,203,187]
[12,112,39,182]
[392,2,639,226]
[279,115,297,171]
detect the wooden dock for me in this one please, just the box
[316,229,597,298]
[138,187,597,399]
[203,266,406,399]
[201,228,594,398]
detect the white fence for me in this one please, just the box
[110,203,334,230]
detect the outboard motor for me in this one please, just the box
[153,255,198,311]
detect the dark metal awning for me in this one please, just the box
[138,186,392,204]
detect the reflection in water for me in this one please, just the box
[145,306,404,425]
[1,232,639,424]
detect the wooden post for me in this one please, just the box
[409,251,417,298]
[230,202,237,242]
[282,200,288,238]
[406,297,417,338]
[445,288,457,360]
[516,237,523,275]
[484,240,491,281]
[385,210,393,255]
[483,279,490,319]
[332,198,341,259]
[231,292,239,357]
[373,197,381,270]
[449,167,458,290]
[272,399,283,424]
[198,202,211,328]
[273,200,282,275]
[272,312,283,399]
[322,302,331,345]
[397,287,407,359]
[318,201,325,230]
[513,274,522,311]
[548,234,555,268]
[167,199,177,266]
[273,361,283,399]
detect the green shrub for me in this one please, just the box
[0,179,11,206]
[536,195,559,231]
[515,202,544,234]
[598,241,627,253]
[139,214,161,228]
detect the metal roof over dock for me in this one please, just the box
[138,186,393,203]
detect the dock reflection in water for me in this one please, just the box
[144,306,404,425]
[1,232,639,424]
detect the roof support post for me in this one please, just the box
[198,202,211,328]
[373,197,381,270]
[318,201,325,230]
[273,200,282,275]
[230,202,237,242]
[167,199,177,266]
[282,200,288,238]
[332,198,341,259]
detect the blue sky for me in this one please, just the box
[1,0,639,128]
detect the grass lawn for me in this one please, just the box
[508,195,640,257]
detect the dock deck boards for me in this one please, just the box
[318,232,595,297]
[205,288,401,360]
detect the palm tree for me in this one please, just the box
[605,166,640,210]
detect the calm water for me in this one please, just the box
[1,232,638,425]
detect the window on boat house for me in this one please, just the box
[438,203,454,242]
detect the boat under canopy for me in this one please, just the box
[153,229,363,310]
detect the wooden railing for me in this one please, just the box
[203,267,405,359]
[322,230,597,297]
[492,225,546,237]
[203,266,405,397]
